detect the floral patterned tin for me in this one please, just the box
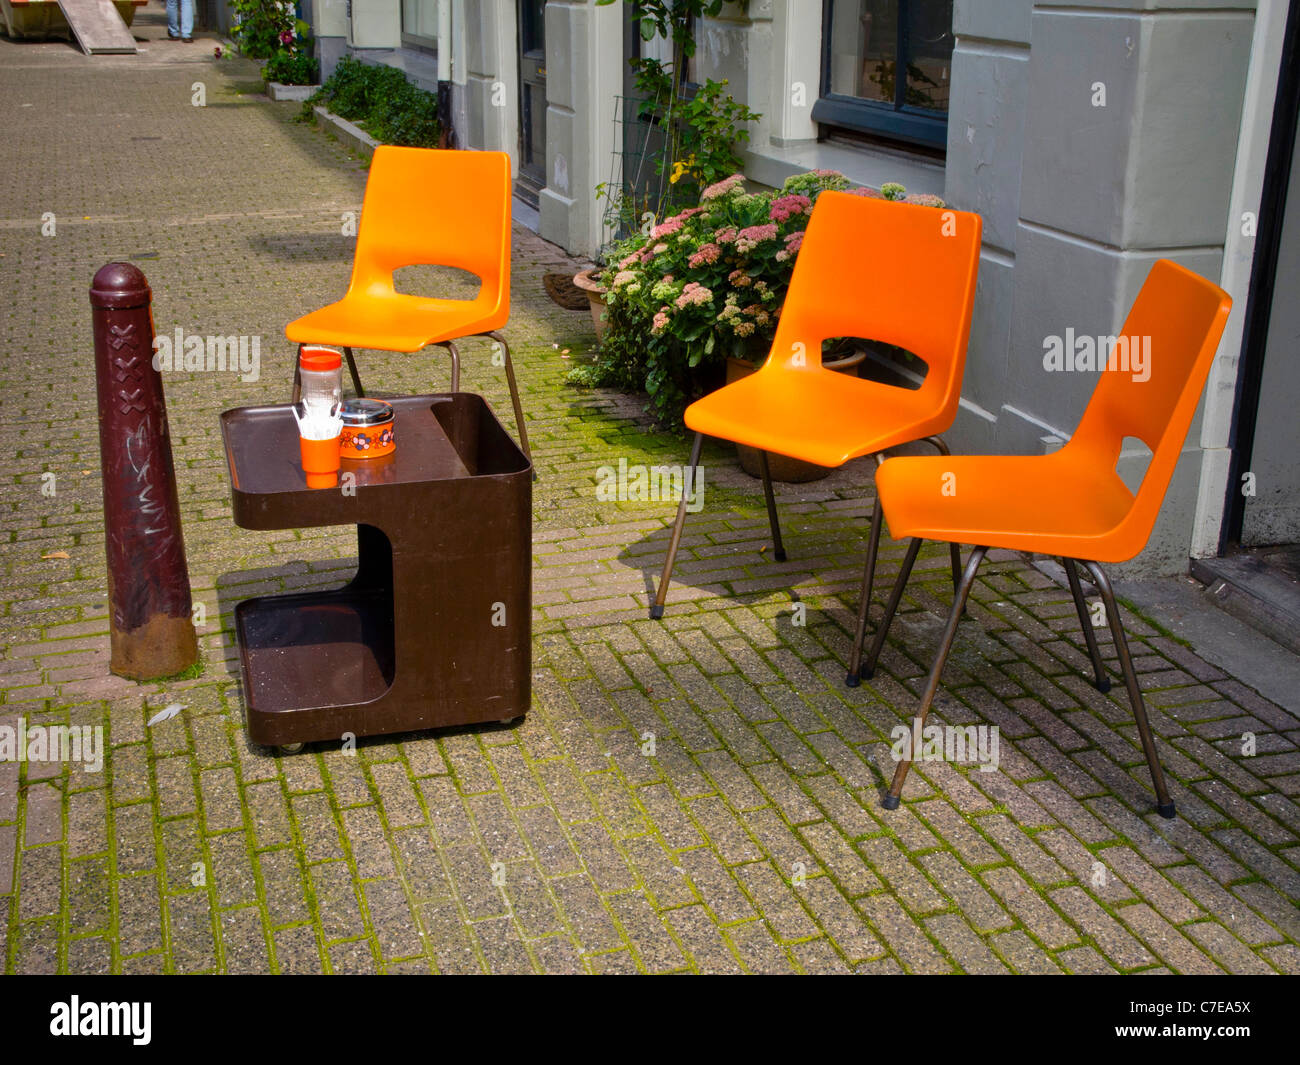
[339,398,395,458]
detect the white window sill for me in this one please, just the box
[742,140,945,198]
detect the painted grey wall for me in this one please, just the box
[1241,121,1300,545]
[944,0,1254,574]
[538,0,621,257]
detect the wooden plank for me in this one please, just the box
[57,0,137,54]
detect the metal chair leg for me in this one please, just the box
[1081,561,1176,819]
[858,536,922,683]
[650,432,704,620]
[1063,557,1110,692]
[343,347,364,397]
[436,340,461,393]
[757,450,786,563]
[846,459,886,686]
[485,331,532,468]
[923,435,964,600]
[883,545,988,810]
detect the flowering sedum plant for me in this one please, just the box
[573,170,945,427]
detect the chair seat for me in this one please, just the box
[875,451,1138,562]
[286,291,505,352]
[685,366,953,469]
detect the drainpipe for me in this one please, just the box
[436,0,457,147]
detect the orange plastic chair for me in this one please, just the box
[860,259,1232,817]
[650,191,983,654]
[286,145,529,461]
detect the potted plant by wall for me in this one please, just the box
[572,267,609,341]
[579,0,760,343]
[567,171,948,480]
[263,47,320,101]
[232,0,320,100]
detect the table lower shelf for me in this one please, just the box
[236,587,395,736]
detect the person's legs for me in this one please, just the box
[166,0,180,38]
[180,0,194,40]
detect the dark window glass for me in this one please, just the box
[815,0,954,149]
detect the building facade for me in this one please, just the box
[308,0,1298,576]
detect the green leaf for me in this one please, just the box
[640,17,657,41]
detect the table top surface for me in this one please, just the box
[222,394,472,498]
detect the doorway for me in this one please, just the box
[1195,3,1300,652]
[516,0,547,206]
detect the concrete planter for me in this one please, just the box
[268,81,319,102]
[311,106,379,159]
[572,269,608,341]
[726,348,867,483]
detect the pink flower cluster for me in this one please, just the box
[735,223,778,254]
[674,281,713,310]
[848,187,886,200]
[768,194,812,224]
[701,173,745,200]
[776,230,805,262]
[650,216,686,240]
[715,228,738,245]
[729,269,751,287]
[651,308,671,335]
[688,243,721,268]
[905,193,946,208]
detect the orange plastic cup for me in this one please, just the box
[300,433,342,489]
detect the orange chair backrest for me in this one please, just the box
[765,191,982,418]
[1065,258,1231,554]
[348,146,511,314]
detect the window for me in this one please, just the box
[401,0,438,51]
[814,0,954,150]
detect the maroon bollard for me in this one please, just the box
[90,262,197,680]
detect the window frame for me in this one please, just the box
[812,0,953,151]
[400,0,439,54]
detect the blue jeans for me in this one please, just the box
[166,0,194,38]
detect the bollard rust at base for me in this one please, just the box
[90,262,198,680]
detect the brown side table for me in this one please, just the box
[220,393,532,751]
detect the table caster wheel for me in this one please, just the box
[498,716,522,726]
[277,742,306,755]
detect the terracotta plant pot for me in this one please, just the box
[572,269,608,342]
[726,347,867,483]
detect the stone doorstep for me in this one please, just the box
[1190,552,1300,657]
[312,105,378,159]
[268,82,319,103]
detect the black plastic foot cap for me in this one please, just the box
[774,550,787,563]
[1156,801,1176,820]
[649,604,664,620]
[1095,676,1112,694]
[880,794,901,811]
[859,666,874,681]
[845,672,860,688]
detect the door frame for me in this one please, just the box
[515,0,547,206]
[1222,0,1300,549]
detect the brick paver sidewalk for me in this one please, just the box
[1,12,1298,974]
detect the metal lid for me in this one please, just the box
[341,398,394,426]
